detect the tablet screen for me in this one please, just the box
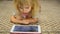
[13,26,38,32]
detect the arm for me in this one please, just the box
[10,16,22,24]
[25,18,38,24]
[10,16,30,24]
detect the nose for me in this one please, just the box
[23,8,26,12]
[22,9,26,13]
[23,9,24,12]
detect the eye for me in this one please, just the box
[25,7,29,9]
[19,7,23,9]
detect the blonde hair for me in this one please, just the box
[14,0,40,17]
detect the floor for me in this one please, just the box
[0,0,60,34]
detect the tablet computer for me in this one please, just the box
[10,25,41,34]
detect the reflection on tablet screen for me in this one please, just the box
[13,26,38,32]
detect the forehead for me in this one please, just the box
[18,2,31,7]
[18,4,31,7]
[24,5,31,7]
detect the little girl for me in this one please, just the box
[10,0,40,25]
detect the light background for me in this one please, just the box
[0,0,60,34]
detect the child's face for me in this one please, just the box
[19,5,31,14]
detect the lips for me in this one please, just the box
[22,13,28,16]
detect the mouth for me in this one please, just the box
[22,13,28,16]
[21,12,30,16]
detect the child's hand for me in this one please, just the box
[34,18,38,22]
[22,18,38,24]
[29,18,38,24]
[22,20,30,24]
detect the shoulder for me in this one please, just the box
[33,11,40,18]
[15,15,22,20]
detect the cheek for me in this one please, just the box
[25,8,31,12]
[19,9,23,12]
[26,9,30,12]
